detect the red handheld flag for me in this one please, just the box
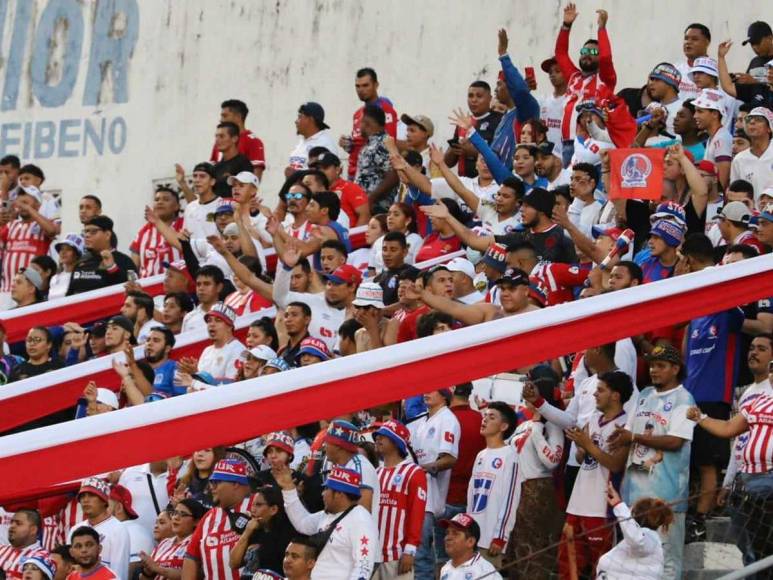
[608,148,664,200]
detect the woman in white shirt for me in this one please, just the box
[597,483,673,579]
[349,214,386,275]
[48,233,84,300]
[368,202,422,274]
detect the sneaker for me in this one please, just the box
[686,517,707,544]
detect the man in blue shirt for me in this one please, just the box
[681,234,744,542]
[141,326,181,397]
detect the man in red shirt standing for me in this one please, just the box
[209,99,266,181]
[130,187,183,278]
[67,526,118,580]
[0,186,58,294]
[309,151,371,226]
[554,4,617,159]
[340,68,398,180]
[183,459,256,580]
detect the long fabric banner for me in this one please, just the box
[0,255,770,502]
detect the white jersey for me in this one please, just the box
[704,127,733,166]
[723,379,773,487]
[118,466,170,534]
[122,520,154,563]
[288,129,340,171]
[547,167,572,190]
[273,266,346,352]
[282,489,377,580]
[430,177,500,215]
[567,197,604,239]
[731,141,773,206]
[566,409,628,518]
[408,407,461,516]
[194,338,245,386]
[476,203,520,236]
[183,197,225,240]
[439,552,502,580]
[181,305,208,334]
[658,97,685,135]
[369,233,423,273]
[675,60,701,101]
[511,420,563,482]
[596,502,664,580]
[571,136,615,167]
[70,516,130,580]
[539,92,568,157]
[467,445,519,549]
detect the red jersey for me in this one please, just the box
[554,28,617,140]
[447,405,485,505]
[150,536,192,580]
[331,178,369,225]
[224,289,272,317]
[130,218,184,278]
[0,220,52,292]
[0,543,45,579]
[41,515,64,551]
[741,394,773,475]
[210,130,266,169]
[66,565,118,580]
[376,460,427,562]
[414,233,462,264]
[397,305,430,343]
[734,231,766,255]
[347,98,398,178]
[186,496,257,580]
[530,262,589,306]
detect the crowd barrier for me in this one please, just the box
[0,254,769,502]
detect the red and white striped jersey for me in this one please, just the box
[224,289,272,317]
[185,495,256,580]
[0,542,44,579]
[41,515,65,551]
[284,220,313,242]
[741,394,773,474]
[129,218,184,278]
[0,220,52,292]
[150,535,191,580]
[376,460,427,562]
[530,262,590,306]
[59,498,84,536]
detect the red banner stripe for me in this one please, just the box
[0,257,769,501]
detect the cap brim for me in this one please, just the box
[322,273,347,284]
[297,347,329,361]
[204,312,235,326]
[322,479,361,497]
[352,299,385,309]
[540,57,557,73]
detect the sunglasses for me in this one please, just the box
[580,47,599,56]
[285,192,306,201]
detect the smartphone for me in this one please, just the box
[525,66,536,88]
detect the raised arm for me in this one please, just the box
[595,11,617,90]
[498,30,541,122]
[420,202,495,251]
[145,206,183,251]
[717,41,738,98]
[207,235,274,302]
[406,282,496,327]
[428,144,481,212]
[175,164,196,203]
[555,3,581,78]
[449,109,513,184]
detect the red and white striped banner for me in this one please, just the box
[0,255,770,503]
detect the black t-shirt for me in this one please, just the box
[67,250,137,295]
[241,516,295,577]
[735,82,772,109]
[452,111,503,177]
[9,359,63,381]
[495,224,577,264]
[214,154,254,197]
[374,264,420,306]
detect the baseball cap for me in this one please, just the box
[18,185,43,204]
[352,282,385,309]
[535,141,559,158]
[78,477,111,503]
[759,202,773,223]
[193,162,216,177]
[649,219,685,247]
[222,223,240,237]
[20,551,57,580]
[745,107,773,129]
[20,267,44,291]
[373,419,410,457]
[263,432,295,457]
[209,458,250,485]
[310,152,341,168]
[88,321,107,339]
[693,88,725,115]
[298,102,329,130]
[55,233,85,256]
[264,357,291,373]
[495,267,530,287]
[227,171,260,187]
[646,343,682,366]
[323,467,361,497]
[241,345,277,362]
[296,337,331,362]
[205,302,237,327]
[109,484,139,519]
[323,264,362,286]
[400,114,435,137]
[697,159,717,178]
[86,215,114,231]
[521,188,555,217]
[742,21,772,46]
[446,257,476,280]
[649,63,682,91]
[325,420,361,453]
[540,56,558,73]
[96,388,119,410]
[482,243,508,273]
[107,315,134,335]
[439,513,481,543]
[207,204,235,221]
[688,57,718,81]
[716,201,752,224]
[527,364,560,388]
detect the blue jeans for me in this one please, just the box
[730,472,773,571]
[659,512,685,580]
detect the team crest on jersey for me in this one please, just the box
[471,477,493,513]
[465,573,474,580]
[491,457,503,469]
[620,153,652,188]
[392,474,402,485]
[708,324,718,338]
[692,329,699,339]
[663,400,673,411]
[428,427,435,437]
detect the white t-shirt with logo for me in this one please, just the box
[183,197,224,240]
[467,445,519,549]
[194,338,245,386]
[476,203,520,236]
[704,128,733,166]
[540,93,569,156]
[408,407,461,516]
[288,130,339,170]
[430,177,500,215]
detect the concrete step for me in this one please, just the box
[705,517,733,543]
[684,541,744,575]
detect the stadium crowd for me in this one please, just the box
[1,5,773,580]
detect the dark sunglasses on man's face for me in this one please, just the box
[285,192,306,201]
[580,47,599,56]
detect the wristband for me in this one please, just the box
[699,413,708,423]
[403,545,417,556]
[533,395,546,408]
[490,538,507,550]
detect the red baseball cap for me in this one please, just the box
[323,264,362,286]
[109,484,139,520]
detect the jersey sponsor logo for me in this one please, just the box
[417,487,427,501]
[444,431,455,443]
[471,476,493,512]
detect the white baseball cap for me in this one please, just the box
[692,88,726,115]
[446,257,476,280]
[716,201,752,224]
[227,171,260,187]
[242,345,277,362]
[96,388,119,410]
[18,185,43,204]
[688,56,718,81]
[352,282,385,309]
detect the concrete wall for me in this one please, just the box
[0,0,765,250]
